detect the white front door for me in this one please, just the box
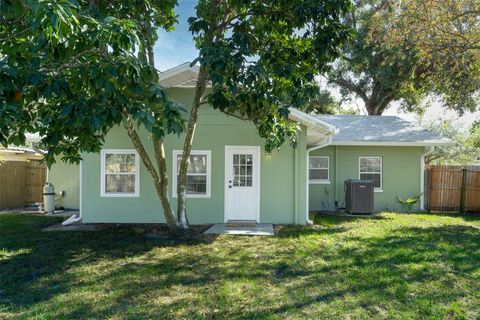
[224,146,260,222]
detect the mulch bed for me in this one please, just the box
[42,221,213,240]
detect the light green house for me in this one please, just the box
[49,63,452,225]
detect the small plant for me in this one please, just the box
[396,194,422,212]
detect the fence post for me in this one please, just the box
[427,167,433,212]
[459,168,467,213]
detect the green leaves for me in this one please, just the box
[0,0,181,166]
[190,0,352,151]
[188,17,209,34]
[328,0,480,115]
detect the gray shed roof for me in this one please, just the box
[314,115,453,146]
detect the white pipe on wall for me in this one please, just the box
[62,159,83,226]
[306,136,333,224]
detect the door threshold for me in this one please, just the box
[226,220,257,227]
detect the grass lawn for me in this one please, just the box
[1,213,480,319]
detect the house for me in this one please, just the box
[49,63,452,224]
[0,146,43,162]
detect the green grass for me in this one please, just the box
[1,213,480,319]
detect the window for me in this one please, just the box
[101,149,140,197]
[233,154,253,187]
[173,150,211,198]
[309,156,330,184]
[359,156,382,191]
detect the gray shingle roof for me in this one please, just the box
[314,115,453,146]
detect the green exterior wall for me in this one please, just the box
[73,88,308,224]
[49,161,80,210]
[50,85,427,221]
[309,145,425,212]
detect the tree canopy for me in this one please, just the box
[189,0,352,150]
[0,0,184,165]
[421,119,480,164]
[175,0,352,226]
[326,0,480,115]
[391,0,480,115]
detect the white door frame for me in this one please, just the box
[224,146,261,222]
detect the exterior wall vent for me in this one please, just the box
[345,179,374,214]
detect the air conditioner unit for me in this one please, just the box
[345,179,374,214]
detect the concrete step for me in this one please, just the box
[226,220,257,227]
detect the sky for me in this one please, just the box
[154,1,198,71]
[154,0,479,129]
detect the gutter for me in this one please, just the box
[288,108,338,134]
[305,136,333,225]
[62,159,83,226]
[420,146,434,211]
[329,140,454,147]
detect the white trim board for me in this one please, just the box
[288,108,337,134]
[330,141,453,146]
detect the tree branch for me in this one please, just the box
[330,77,370,104]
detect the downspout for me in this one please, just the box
[306,135,333,224]
[62,159,83,225]
[420,146,434,211]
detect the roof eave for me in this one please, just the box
[159,62,202,88]
[288,108,337,135]
[330,140,455,147]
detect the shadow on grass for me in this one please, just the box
[426,211,480,223]
[1,214,480,319]
[311,212,391,228]
[274,224,348,238]
[0,215,217,313]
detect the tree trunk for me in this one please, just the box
[176,66,209,229]
[152,138,178,229]
[122,115,178,229]
[365,100,379,115]
[176,0,221,229]
[121,19,178,232]
[144,21,178,229]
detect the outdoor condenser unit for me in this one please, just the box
[345,179,374,214]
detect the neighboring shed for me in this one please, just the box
[0,147,46,209]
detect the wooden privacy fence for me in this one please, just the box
[425,165,480,212]
[0,160,46,209]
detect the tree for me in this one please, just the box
[1,0,352,232]
[1,0,184,228]
[327,0,480,115]
[303,89,358,115]
[175,0,352,227]
[471,120,480,148]
[392,0,480,114]
[327,0,429,115]
[421,119,480,164]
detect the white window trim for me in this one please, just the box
[100,149,140,197]
[359,156,383,192]
[309,156,330,184]
[172,150,211,198]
